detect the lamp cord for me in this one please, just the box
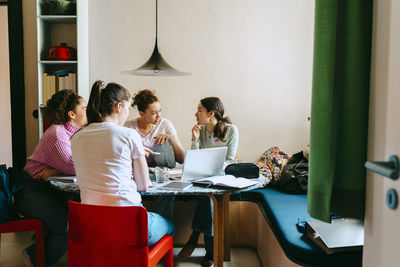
[155,0,158,41]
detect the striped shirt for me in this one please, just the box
[24,122,80,179]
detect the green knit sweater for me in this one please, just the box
[191,124,239,168]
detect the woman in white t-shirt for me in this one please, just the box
[125,89,185,167]
[71,81,174,246]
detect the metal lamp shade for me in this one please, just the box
[123,0,190,77]
[122,42,190,76]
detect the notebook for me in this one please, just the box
[193,175,258,189]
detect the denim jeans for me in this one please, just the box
[192,196,214,253]
[14,174,80,267]
[147,212,175,246]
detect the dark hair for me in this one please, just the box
[132,89,159,112]
[46,89,82,125]
[87,80,131,124]
[200,97,231,142]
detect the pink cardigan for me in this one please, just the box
[24,122,80,179]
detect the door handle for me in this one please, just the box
[365,155,399,180]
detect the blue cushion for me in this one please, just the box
[241,188,362,267]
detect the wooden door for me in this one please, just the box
[363,0,400,266]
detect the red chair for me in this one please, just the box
[0,218,45,267]
[68,201,173,267]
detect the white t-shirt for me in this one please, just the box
[71,122,145,206]
[124,118,177,148]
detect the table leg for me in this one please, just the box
[210,194,224,267]
[223,193,231,261]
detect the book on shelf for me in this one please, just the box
[47,74,56,99]
[42,73,56,104]
[56,73,77,92]
[68,73,77,92]
[42,73,48,104]
[305,218,364,254]
[193,175,258,189]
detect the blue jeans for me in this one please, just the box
[148,212,175,246]
[192,196,213,253]
[14,174,80,267]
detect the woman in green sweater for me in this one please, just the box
[178,97,239,266]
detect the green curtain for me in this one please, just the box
[308,0,373,222]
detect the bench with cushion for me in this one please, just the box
[239,188,362,267]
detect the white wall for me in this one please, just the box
[89,0,315,161]
[0,7,13,167]
[22,0,315,161]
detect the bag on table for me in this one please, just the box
[225,163,259,178]
[278,151,308,194]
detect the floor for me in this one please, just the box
[0,231,262,267]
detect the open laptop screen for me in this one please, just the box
[181,147,228,181]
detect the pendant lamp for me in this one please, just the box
[122,0,190,76]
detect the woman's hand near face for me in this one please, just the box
[154,134,171,145]
[192,124,200,141]
[37,168,60,181]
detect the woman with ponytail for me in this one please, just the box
[71,81,174,246]
[178,97,239,266]
[191,97,239,166]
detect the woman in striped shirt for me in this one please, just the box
[14,89,87,267]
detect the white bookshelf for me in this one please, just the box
[36,0,89,136]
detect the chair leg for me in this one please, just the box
[163,248,173,267]
[34,224,45,267]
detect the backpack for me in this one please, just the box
[256,147,290,186]
[278,151,308,194]
[0,164,24,223]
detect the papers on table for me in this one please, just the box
[193,175,258,189]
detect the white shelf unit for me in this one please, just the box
[36,0,89,136]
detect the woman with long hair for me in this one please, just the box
[178,97,239,266]
[71,81,174,246]
[14,89,87,267]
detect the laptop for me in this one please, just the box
[181,147,228,181]
[158,147,228,190]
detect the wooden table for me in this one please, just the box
[51,176,267,267]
